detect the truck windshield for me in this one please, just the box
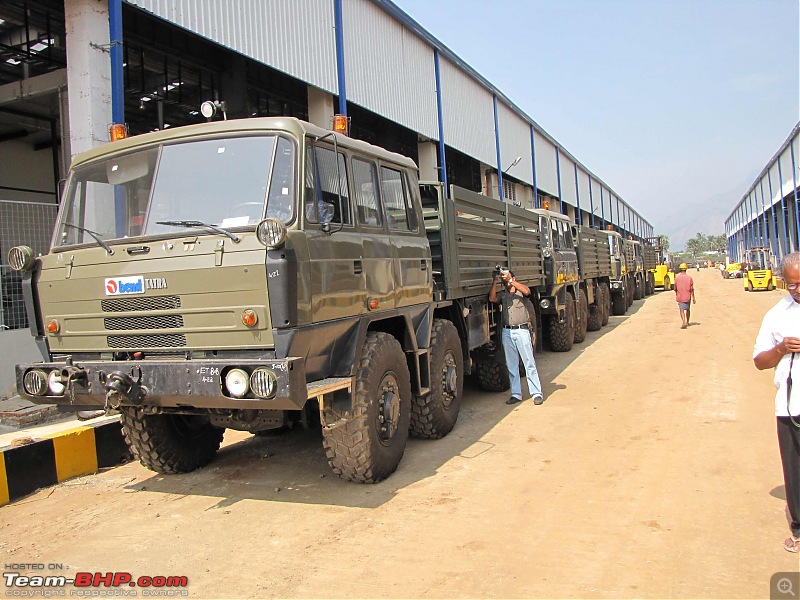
[54,134,295,248]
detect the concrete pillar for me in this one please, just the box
[65,0,112,158]
[417,141,438,182]
[307,86,334,129]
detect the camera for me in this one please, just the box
[494,264,510,277]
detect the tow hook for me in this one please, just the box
[100,367,147,409]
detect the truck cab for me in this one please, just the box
[10,117,442,482]
[530,209,580,351]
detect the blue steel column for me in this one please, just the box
[493,95,504,201]
[599,187,605,228]
[555,147,562,213]
[109,0,124,125]
[792,141,800,252]
[760,180,770,255]
[588,175,595,228]
[334,0,347,116]
[768,170,786,259]
[573,164,581,225]
[529,126,538,208]
[778,159,793,252]
[433,49,448,197]
[109,0,124,235]
[778,158,794,252]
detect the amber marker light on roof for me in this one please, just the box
[542,200,550,210]
[109,123,128,141]
[332,114,350,136]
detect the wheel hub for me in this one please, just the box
[378,375,400,442]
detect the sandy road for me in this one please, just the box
[1,268,798,599]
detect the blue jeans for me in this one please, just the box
[502,327,542,400]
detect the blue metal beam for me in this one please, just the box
[334,0,347,116]
[433,49,448,197]
[493,95,503,201]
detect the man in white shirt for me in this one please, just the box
[753,252,800,553]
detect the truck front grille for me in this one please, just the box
[107,334,187,348]
[101,295,182,312]
[104,315,185,330]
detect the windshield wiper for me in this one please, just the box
[62,223,114,255]
[156,220,240,243]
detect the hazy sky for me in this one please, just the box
[393,0,799,249]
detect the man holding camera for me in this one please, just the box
[489,267,544,405]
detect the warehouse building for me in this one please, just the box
[725,123,800,265]
[0,0,653,378]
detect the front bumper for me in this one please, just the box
[15,357,308,411]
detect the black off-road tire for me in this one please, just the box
[574,288,589,344]
[664,275,672,291]
[646,274,655,295]
[321,332,411,483]
[475,360,510,392]
[549,291,575,352]
[587,288,603,332]
[600,282,611,326]
[410,319,463,439]
[119,408,224,474]
[611,287,627,316]
[633,277,643,300]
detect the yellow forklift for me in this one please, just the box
[646,236,675,290]
[743,247,777,291]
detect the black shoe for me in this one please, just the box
[506,396,521,405]
[533,395,545,405]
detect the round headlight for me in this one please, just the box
[256,218,287,249]
[200,101,216,119]
[48,370,66,396]
[540,299,551,310]
[225,368,249,398]
[8,245,36,272]
[542,248,552,258]
[250,368,277,399]
[23,369,48,396]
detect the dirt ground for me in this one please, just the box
[1,268,798,599]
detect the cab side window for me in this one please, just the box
[539,216,551,249]
[380,167,416,232]
[352,157,382,228]
[563,222,574,248]
[305,144,351,225]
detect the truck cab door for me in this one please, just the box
[303,144,366,323]
[379,166,430,308]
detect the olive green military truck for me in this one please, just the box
[602,229,632,315]
[623,238,646,301]
[10,116,553,483]
[571,225,612,337]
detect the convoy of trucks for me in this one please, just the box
[8,116,659,483]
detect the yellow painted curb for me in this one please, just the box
[49,426,99,482]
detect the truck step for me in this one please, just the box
[306,377,352,400]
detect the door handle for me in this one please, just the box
[126,246,150,255]
[420,259,427,271]
[354,260,363,275]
